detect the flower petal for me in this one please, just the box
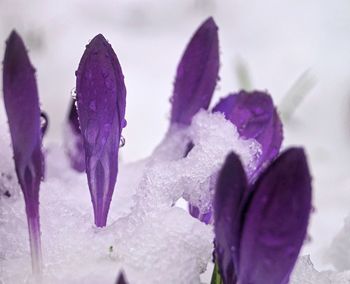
[170,17,219,125]
[238,148,312,284]
[2,30,43,273]
[65,99,85,172]
[213,91,283,181]
[76,34,126,227]
[214,152,248,284]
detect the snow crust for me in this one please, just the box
[291,256,350,284]
[0,110,260,284]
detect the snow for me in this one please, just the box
[0,110,260,283]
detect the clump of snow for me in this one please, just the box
[0,107,20,199]
[327,215,350,271]
[0,110,261,283]
[290,256,350,284]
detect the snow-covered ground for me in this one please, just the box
[1,0,350,283]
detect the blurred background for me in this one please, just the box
[1,0,350,272]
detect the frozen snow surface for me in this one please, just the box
[0,111,260,283]
[0,109,19,199]
[291,256,350,284]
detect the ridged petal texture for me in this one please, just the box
[213,91,283,182]
[76,34,126,227]
[214,152,248,284]
[238,148,312,284]
[2,30,44,274]
[170,17,219,125]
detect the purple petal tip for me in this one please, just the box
[170,17,219,125]
[116,272,128,284]
[239,147,312,284]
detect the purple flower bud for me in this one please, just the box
[239,148,312,284]
[213,91,283,182]
[64,99,85,172]
[76,34,126,227]
[170,17,219,126]
[3,30,44,274]
[214,152,248,284]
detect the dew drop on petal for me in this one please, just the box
[119,136,125,148]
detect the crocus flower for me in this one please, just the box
[167,17,219,222]
[170,16,219,126]
[64,99,85,172]
[75,34,126,227]
[213,91,283,182]
[2,31,44,274]
[214,148,312,284]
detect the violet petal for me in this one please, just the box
[170,17,219,125]
[65,99,85,172]
[3,30,43,274]
[214,152,248,284]
[76,34,126,227]
[188,203,212,224]
[213,91,283,181]
[238,148,312,284]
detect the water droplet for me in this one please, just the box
[40,112,48,136]
[89,101,96,111]
[71,87,76,100]
[121,119,127,128]
[119,136,125,148]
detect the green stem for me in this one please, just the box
[211,261,224,284]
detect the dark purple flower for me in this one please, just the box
[213,90,283,182]
[214,148,312,284]
[64,99,85,172]
[75,34,126,227]
[214,153,248,283]
[170,17,219,126]
[190,91,283,224]
[170,17,219,221]
[2,30,44,274]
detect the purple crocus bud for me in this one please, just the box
[214,152,248,284]
[2,30,44,274]
[170,17,219,126]
[213,90,283,182]
[116,272,128,284]
[64,99,85,172]
[239,148,312,284]
[76,34,126,227]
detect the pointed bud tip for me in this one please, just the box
[6,30,25,50]
[202,16,218,31]
[88,33,109,50]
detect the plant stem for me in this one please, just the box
[211,261,224,284]
[27,215,43,276]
